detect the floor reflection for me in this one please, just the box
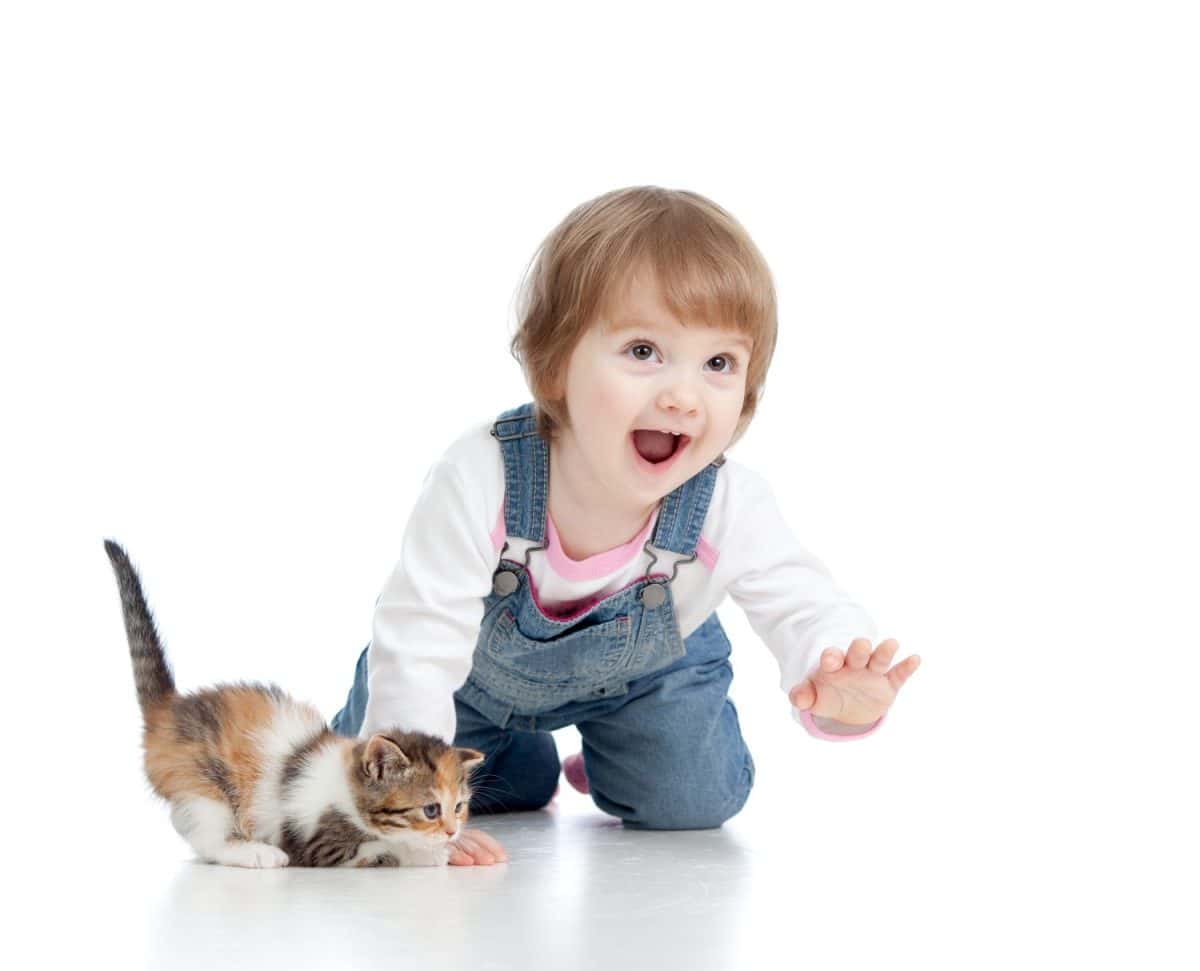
[146,804,758,971]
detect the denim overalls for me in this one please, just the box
[332,402,755,830]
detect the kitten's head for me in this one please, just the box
[350,730,485,844]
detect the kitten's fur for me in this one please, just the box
[104,540,484,869]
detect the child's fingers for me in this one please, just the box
[449,832,492,865]
[447,845,475,866]
[868,639,900,672]
[845,638,872,669]
[820,647,845,671]
[789,679,816,710]
[463,828,508,862]
[886,654,922,693]
[453,829,508,865]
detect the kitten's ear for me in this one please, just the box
[455,747,486,774]
[363,734,411,783]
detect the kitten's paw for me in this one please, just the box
[214,841,290,869]
[355,852,401,868]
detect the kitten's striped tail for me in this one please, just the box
[104,540,177,714]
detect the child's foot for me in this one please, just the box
[562,752,589,794]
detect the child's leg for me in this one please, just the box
[575,614,755,830]
[454,693,561,814]
[329,644,370,738]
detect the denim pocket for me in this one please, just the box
[486,608,633,684]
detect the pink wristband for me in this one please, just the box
[796,708,886,741]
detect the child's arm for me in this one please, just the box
[720,464,913,740]
[362,456,497,744]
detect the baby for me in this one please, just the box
[331,185,920,865]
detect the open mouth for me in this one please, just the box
[630,429,690,475]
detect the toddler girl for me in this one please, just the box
[331,185,920,866]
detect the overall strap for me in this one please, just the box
[490,400,723,556]
[490,402,548,544]
[649,457,722,556]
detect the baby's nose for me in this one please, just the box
[658,384,700,414]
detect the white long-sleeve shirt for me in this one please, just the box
[363,417,883,744]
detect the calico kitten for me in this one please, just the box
[104,540,484,869]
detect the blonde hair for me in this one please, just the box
[510,185,778,446]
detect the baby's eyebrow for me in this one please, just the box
[606,318,753,352]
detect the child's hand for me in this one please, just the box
[448,828,508,866]
[788,638,920,726]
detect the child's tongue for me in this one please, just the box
[633,429,676,462]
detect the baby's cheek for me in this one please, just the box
[592,381,636,424]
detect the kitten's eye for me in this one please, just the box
[455,801,465,814]
[422,804,440,820]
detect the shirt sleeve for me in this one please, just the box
[721,467,882,742]
[362,458,497,744]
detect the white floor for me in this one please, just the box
[11,608,1186,970]
[19,739,1185,971]
[50,788,804,971]
[21,762,901,970]
[137,802,771,971]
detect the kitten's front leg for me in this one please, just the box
[348,837,449,867]
[348,839,401,868]
[390,841,451,868]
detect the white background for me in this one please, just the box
[3,1,1197,967]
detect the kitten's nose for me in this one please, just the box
[443,822,457,838]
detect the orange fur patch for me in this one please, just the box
[143,686,293,839]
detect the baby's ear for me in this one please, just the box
[363,734,411,782]
[455,747,486,774]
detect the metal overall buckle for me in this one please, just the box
[491,537,546,596]
[638,541,696,608]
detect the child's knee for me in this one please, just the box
[468,731,560,814]
[608,752,755,831]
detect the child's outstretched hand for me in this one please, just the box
[788,638,920,726]
[448,828,508,866]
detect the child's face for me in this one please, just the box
[556,270,751,507]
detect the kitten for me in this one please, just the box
[104,540,484,869]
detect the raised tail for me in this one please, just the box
[104,540,176,713]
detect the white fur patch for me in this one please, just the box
[171,795,288,867]
[170,795,234,857]
[245,699,331,844]
[282,743,366,842]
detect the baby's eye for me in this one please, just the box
[422,804,440,820]
[627,342,658,362]
[706,354,737,374]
